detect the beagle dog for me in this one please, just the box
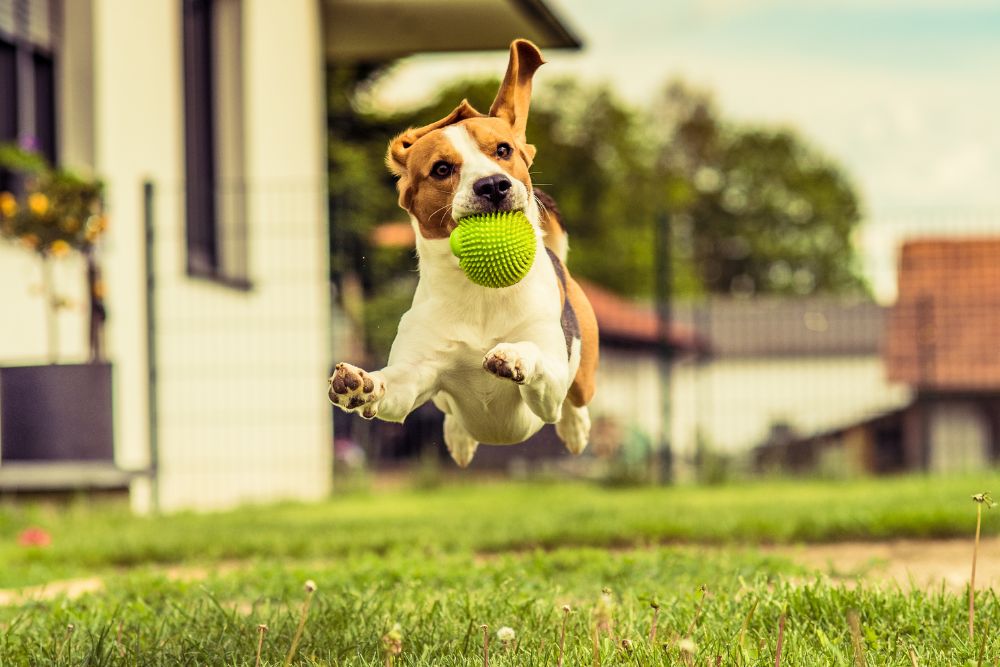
[329,39,598,467]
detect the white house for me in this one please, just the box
[0,0,579,511]
[671,297,912,464]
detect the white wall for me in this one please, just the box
[91,0,331,511]
[0,248,89,364]
[928,402,991,473]
[672,355,912,456]
[589,349,664,451]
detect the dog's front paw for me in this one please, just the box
[483,344,535,385]
[328,363,385,419]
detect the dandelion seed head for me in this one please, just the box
[496,627,515,642]
[304,580,317,593]
[678,638,698,654]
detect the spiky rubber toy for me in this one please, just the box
[449,210,537,288]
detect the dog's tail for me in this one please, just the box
[533,188,568,263]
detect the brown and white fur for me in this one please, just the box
[328,39,598,467]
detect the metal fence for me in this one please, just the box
[142,181,332,511]
[336,210,1000,482]
[138,188,1000,502]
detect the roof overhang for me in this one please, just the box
[323,0,581,62]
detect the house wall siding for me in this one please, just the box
[91,0,331,511]
[673,355,911,457]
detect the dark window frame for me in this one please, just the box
[181,0,251,291]
[0,0,57,192]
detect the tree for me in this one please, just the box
[652,82,868,296]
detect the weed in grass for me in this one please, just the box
[55,623,74,663]
[773,614,785,667]
[847,609,866,667]
[381,622,403,666]
[480,624,489,667]
[283,579,315,667]
[255,623,268,667]
[557,604,570,667]
[970,491,995,639]
[649,600,660,645]
[736,596,758,665]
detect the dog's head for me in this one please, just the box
[386,40,544,239]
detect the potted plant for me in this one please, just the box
[0,144,113,462]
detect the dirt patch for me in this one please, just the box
[769,537,1000,591]
[0,577,104,607]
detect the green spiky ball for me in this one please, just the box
[449,211,536,288]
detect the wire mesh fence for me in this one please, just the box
[137,184,1000,501]
[330,209,1000,482]
[143,181,332,511]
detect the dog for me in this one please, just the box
[328,39,599,467]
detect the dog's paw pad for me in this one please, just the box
[328,363,384,416]
[483,346,526,384]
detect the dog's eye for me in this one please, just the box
[431,161,453,179]
[495,143,512,159]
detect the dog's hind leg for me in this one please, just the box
[555,401,590,455]
[443,413,479,468]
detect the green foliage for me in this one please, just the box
[654,83,868,295]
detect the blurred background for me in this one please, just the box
[0,0,998,512]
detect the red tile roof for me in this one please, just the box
[885,238,1000,390]
[575,280,705,352]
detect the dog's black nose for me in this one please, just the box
[472,175,512,208]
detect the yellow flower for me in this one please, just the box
[0,192,16,217]
[28,193,50,216]
[49,239,71,257]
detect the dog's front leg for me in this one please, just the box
[329,358,441,423]
[483,341,569,424]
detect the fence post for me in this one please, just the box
[143,180,160,512]
[654,211,674,484]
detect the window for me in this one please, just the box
[0,0,56,191]
[182,0,248,288]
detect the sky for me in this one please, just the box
[370,0,1000,300]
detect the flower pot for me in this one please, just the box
[0,362,114,461]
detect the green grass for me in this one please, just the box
[2,471,998,588]
[2,546,999,665]
[1,471,999,664]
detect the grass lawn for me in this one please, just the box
[1,472,999,664]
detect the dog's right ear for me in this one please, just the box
[386,99,482,176]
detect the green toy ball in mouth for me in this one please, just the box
[449,210,537,288]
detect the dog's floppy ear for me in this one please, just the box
[386,99,483,176]
[489,39,544,144]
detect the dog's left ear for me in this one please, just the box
[490,39,544,152]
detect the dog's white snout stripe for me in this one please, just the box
[443,125,528,219]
